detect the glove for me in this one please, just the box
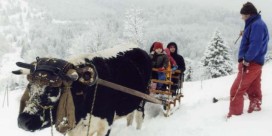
[150,51,155,55]
[158,67,165,71]
[242,60,249,73]
[171,65,178,71]
[242,60,249,67]
[239,30,244,36]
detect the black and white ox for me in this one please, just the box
[13,45,152,136]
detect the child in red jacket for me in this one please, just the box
[150,42,169,90]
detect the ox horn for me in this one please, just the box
[16,62,35,71]
[12,62,35,75]
[12,69,30,75]
[66,69,79,81]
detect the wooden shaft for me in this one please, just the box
[97,78,163,105]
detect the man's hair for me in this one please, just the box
[240,2,258,15]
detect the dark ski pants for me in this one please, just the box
[229,62,262,115]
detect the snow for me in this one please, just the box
[1,62,272,136]
[68,43,138,65]
[1,0,272,135]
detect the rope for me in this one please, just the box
[86,82,99,136]
[49,108,54,136]
[86,61,99,136]
[32,101,55,136]
[231,66,245,101]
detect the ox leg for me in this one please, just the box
[67,114,111,136]
[95,120,111,136]
[135,110,144,130]
[105,129,111,136]
[96,125,108,136]
[135,100,145,129]
[126,111,135,127]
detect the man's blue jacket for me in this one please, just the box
[239,14,269,65]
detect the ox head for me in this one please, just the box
[13,57,97,132]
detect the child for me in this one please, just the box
[164,48,178,71]
[150,42,169,90]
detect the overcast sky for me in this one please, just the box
[28,0,272,22]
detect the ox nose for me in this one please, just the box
[18,113,42,132]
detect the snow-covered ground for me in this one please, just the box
[1,62,271,136]
[1,0,271,135]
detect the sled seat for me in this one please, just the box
[151,79,173,85]
[151,68,173,84]
[150,89,172,95]
[150,68,173,95]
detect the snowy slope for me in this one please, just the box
[1,62,271,136]
[0,45,25,91]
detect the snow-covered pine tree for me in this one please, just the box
[123,8,145,48]
[265,51,272,63]
[185,66,193,81]
[201,30,233,78]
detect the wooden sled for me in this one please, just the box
[149,68,184,117]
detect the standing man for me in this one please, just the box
[228,2,269,118]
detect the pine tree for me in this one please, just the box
[265,51,272,63]
[185,66,193,81]
[202,30,233,78]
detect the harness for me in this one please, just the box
[27,57,74,87]
[32,101,55,136]
[22,57,77,135]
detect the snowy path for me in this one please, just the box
[0,63,272,136]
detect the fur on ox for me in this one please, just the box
[16,44,152,136]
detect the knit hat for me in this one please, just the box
[240,2,258,15]
[153,42,164,50]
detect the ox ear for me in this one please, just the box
[12,69,30,75]
[66,69,79,81]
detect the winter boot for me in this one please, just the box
[227,113,232,118]
[248,99,261,113]
[226,112,243,118]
